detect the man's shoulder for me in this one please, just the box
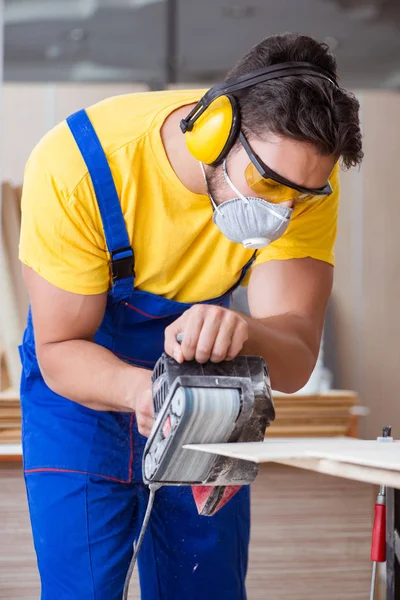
[24,119,86,200]
[24,88,204,200]
[86,88,205,158]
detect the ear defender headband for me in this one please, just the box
[180,61,338,166]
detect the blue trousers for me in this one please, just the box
[24,472,250,599]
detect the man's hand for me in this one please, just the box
[164,304,248,364]
[134,373,154,438]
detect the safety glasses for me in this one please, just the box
[240,131,333,204]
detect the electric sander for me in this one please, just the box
[143,352,275,516]
[123,351,275,598]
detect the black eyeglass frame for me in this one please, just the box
[239,131,334,198]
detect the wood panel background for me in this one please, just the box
[333,91,400,440]
[0,183,26,390]
[0,463,374,599]
[0,83,148,185]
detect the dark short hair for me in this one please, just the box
[227,33,363,169]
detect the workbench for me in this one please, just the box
[187,436,400,599]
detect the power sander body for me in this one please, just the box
[143,354,275,515]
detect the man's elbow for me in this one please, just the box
[277,373,312,395]
[272,347,318,394]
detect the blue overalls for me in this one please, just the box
[20,110,254,600]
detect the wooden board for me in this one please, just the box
[185,438,400,488]
[0,408,21,418]
[0,443,22,461]
[0,429,21,444]
[0,388,19,402]
[0,388,21,443]
[266,424,350,437]
[1,349,11,391]
[186,438,400,469]
[272,389,358,402]
[269,391,360,438]
[0,182,27,390]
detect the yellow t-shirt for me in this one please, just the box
[19,89,339,303]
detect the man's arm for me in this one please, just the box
[164,257,332,394]
[242,257,333,392]
[23,266,154,436]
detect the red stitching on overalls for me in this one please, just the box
[121,302,166,319]
[24,467,130,484]
[25,417,136,484]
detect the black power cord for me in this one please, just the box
[122,484,161,600]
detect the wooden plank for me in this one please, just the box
[273,418,350,427]
[274,406,355,416]
[269,391,359,438]
[0,349,11,391]
[272,390,358,401]
[277,457,400,489]
[0,183,26,390]
[267,425,349,437]
[0,388,19,401]
[0,443,22,456]
[0,443,22,462]
[0,408,21,418]
[185,438,400,478]
[0,429,21,443]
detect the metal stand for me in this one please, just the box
[386,485,400,599]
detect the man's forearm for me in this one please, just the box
[240,312,321,393]
[38,339,151,412]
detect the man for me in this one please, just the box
[19,32,362,599]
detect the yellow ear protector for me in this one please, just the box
[180,61,338,166]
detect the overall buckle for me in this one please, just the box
[111,246,135,281]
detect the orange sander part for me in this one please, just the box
[142,353,275,516]
[192,485,243,516]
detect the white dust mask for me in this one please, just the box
[201,161,293,250]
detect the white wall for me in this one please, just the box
[1,82,148,184]
[334,91,400,439]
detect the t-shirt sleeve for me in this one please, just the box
[19,133,110,295]
[253,163,340,268]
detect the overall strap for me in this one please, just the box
[239,251,257,283]
[231,251,257,291]
[66,109,134,300]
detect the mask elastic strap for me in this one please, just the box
[199,162,220,213]
[222,160,249,203]
[263,204,292,222]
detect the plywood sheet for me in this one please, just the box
[186,438,400,474]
